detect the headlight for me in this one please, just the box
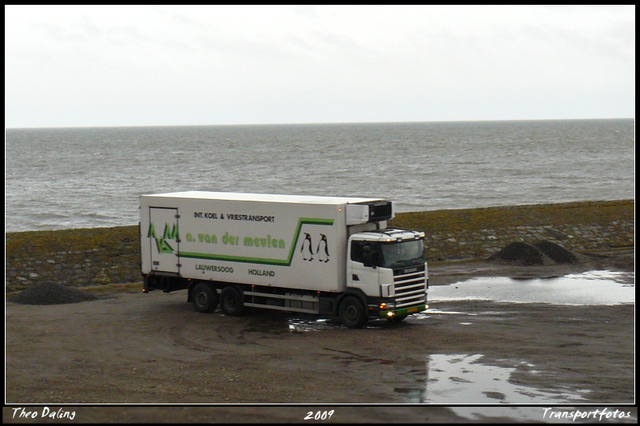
[379,302,396,310]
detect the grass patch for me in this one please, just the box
[6,200,634,294]
[392,200,634,235]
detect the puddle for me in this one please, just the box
[288,317,337,332]
[431,270,634,305]
[426,354,590,403]
[286,270,633,332]
[287,314,409,332]
[411,309,476,317]
[396,353,590,404]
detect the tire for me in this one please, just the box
[220,286,245,316]
[339,296,368,329]
[192,282,218,313]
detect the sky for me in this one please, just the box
[4,5,635,128]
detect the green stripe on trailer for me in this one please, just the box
[179,217,333,267]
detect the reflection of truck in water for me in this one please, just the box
[141,192,428,328]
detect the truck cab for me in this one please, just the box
[348,228,429,322]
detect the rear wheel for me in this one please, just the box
[192,282,218,313]
[339,296,368,328]
[220,286,245,316]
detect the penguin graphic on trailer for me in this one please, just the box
[317,234,330,263]
[301,232,314,261]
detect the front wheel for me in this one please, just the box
[192,282,218,313]
[220,286,245,316]
[339,296,368,329]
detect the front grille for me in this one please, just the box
[393,265,427,308]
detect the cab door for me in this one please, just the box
[347,239,380,296]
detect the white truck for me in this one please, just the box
[141,191,428,328]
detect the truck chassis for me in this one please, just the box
[144,272,428,329]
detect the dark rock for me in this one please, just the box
[488,240,583,267]
[534,240,578,264]
[488,242,548,266]
[9,282,98,305]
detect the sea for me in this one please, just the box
[5,119,635,233]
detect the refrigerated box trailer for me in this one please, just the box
[141,191,428,328]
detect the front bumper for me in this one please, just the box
[375,303,428,319]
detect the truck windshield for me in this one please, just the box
[380,240,425,268]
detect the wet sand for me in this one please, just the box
[4,248,635,423]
